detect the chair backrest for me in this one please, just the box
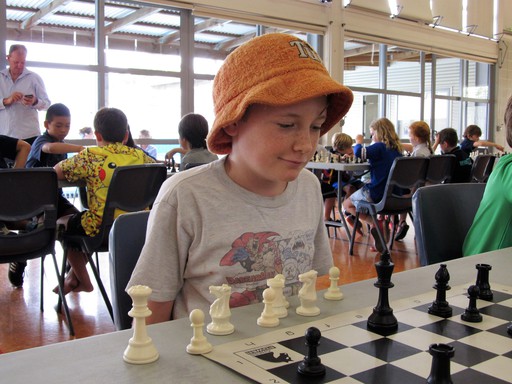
[88,163,166,250]
[0,168,58,261]
[471,154,496,183]
[375,157,430,214]
[426,154,456,185]
[412,183,486,266]
[108,210,150,330]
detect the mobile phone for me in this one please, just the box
[24,94,33,98]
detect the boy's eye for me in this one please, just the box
[278,123,295,128]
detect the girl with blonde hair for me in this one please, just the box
[343,117,402,251]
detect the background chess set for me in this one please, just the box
[203,282,512,384]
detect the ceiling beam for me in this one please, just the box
[158,18,225,45]
[21,0,74,30]
[104,7,162,34]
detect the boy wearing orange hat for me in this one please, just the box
[128,33,353,323]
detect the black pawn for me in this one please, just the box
[508,323,512,337]
[297,327,326,377]
[461,285,482,323]
[427,343,455,384]
[367,251,398,335]
[475,264,493,301]
[428,264,453,318]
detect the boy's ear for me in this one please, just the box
[43,121,49,130]
[94,130,102,142]
[223,123,239,138]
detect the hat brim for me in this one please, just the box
[208,68,353,155]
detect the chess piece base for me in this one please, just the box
[296,306,320,317]
[428,304,453,318]
[123,338,159,364]
[207,319,234,335]
[323,290,344,301]
[186,338,213,355]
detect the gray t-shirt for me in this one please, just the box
[179,148,218,171]
[128,157,333,319]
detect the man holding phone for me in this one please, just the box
[0,44,51,144]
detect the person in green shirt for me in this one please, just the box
[463,95,512,256]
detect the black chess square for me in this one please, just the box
[351,363,425,384]
[480,303,512,321]
[352,320,414,335]
[268,361,345,384]
[352,337,422,362]
[452,368,510,384]
[449,340,498,366]
[420,318,482,340]
[278,335,346,355]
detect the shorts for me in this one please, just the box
[60,211,87,250]
[321,182,337,200]
[350,185,373,210]
[58,193,79,218]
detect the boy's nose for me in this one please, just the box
[294,130,316,153]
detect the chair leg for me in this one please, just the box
[52,250,75,336]
[40,256,45,312]
[348,212,359,255]
[95,252,100,275]
[85,253,114,321]
[371,214,389,254]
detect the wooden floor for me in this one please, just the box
[0,223,419,354]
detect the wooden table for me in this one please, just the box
[306,161,370,245]
[1,247,509,383]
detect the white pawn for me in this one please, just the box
[296,270,320,316]
[257,288,279,327]
[323,266,344,301]
[207,284,234,335]
[123,285,159,364]
[275,274,290,309]
[186,309,213,355]
[267,276,288,318]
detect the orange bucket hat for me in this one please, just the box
[207,33,353,155]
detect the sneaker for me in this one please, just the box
[394,221,410,241]
[8,261,27,288]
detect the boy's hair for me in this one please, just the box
[9,44,27,56]
[139,129,151,138]
[370,118,403,152]
[505,95,512,147]
[438,128,459,147]
[45,103,71,122]
[207,33,353,154]
[464,124,482,138]
[332,132,353,152]
[409,121,433,154]
[79,126,92,136]
[179,113,209,149]
[93,107,128,143]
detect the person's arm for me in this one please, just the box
[147,300,174,324]
[53,162,66,180]
[432,132,440,153]
[402,143,413,153]
[13,139,31,168]
[474,140,504,152]
[2,91,24,107]
[42,142,85,154]
[30,73,51,110]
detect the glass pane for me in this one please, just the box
[387,48,421,93]
[36,68,98,139]
[7,40,97,66]
[344,40,380,89]
[435,57,461,97]
[385,95,421,139]
[465,61,489,99]
[107,73,181,145]
[105,48,180,72]
[343,91,380,141]
[194,79,215,127]
[194,57,224,76]
[465,101,488,135]
[433,98,462,137]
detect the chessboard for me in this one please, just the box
[204,282,512,384]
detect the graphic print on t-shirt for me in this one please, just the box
[220,230,315,309]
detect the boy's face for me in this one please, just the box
[468,134,480,141]
[225,96,327,196]
[408,129,419,146]
[45,115,71,141]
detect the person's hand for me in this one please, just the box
[4,92,23,106]
[434,132,440,146]
[496,144,505,152]
[20,94,36,106]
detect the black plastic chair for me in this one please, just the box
[59,163,167,323]
[426,154,456,185]
[349,157,429,255]
[470,154,496,183]
[0,168,74,335]
[412,183,486,266]
[108,210,150,330]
